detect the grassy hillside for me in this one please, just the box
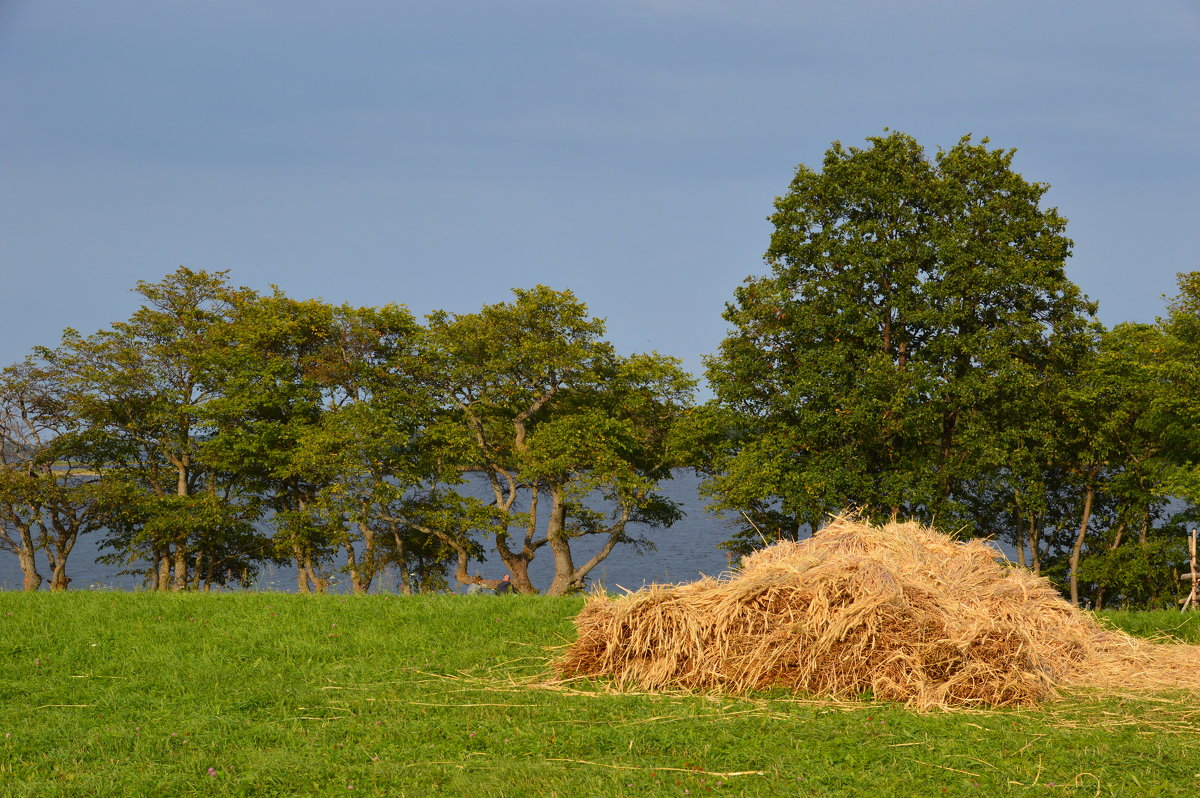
[2,592,1199,797]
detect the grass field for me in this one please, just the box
[2,593,1200,797]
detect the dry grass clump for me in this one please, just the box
[553,514,1200,710]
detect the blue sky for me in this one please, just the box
[2,0,1197,388]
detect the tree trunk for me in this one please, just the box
[158,549,172,592]
[443,531,475,587]
[170,458,190,591]
[50,560,70,591]
[491,487,538,594]
[391,527,414,595]
[343,539,368,594]
[545,488,577,596]
[3,519,43,591]
[1069,471,1098,607]
[191,550,204,590]
[1028,513,1041,575]
[306,553,328,593]
[147,547,161,591]
[17,546,42,591]
[46,529,77,591]
[1109,523,1126,551]
[568,505,634,591]
[1012,508,1027,569]
[543,487,635,596]
[345,521,377,594]
[172,539,188,591]
[492,525,537,594]
[501,554,535,594]
[293,544,312,593]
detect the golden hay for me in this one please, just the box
[553,514,1200,710]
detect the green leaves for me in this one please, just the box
[707,130,1097,541]
[423,285,693,594]
[7,274,696,595]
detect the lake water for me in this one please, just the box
[0,471,745,593]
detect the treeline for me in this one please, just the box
[0,275,692,595]
[3,130,1199,607]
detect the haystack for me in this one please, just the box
[554,514,1200,709]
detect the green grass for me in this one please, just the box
[1095,609,1200,643]
[2,593,1200,797]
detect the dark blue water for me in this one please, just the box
[0,471,741,593]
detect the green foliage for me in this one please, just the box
[1047,275,1200,608]
[3,270,697,595]
[97,489,273,590]
[203,293,468,594]
[1154,272,1200,505]
[1074,537,1188,610]
[706,131,1096,538]
[32,268,257,590]
[423,285,694,594]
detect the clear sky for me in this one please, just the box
[2,1,1197,390]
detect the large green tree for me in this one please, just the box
[40,267,262,590]
[424,286,693,595]
[200,289,343,592]
[705,131,1097,539]
[203,289,490,594]
[259,301,469,594]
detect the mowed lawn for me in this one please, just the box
[2,592,1200,797]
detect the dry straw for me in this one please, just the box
[553,514,1200,710]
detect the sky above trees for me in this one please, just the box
[2,1,1197,389]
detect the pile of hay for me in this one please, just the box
[554,514,1200,709]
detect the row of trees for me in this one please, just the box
[0,273,691,594]
[3,130,1197,607]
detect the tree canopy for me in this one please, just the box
[706,131,1097,533]
[424,285,693,594]
[2,271,692,595]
